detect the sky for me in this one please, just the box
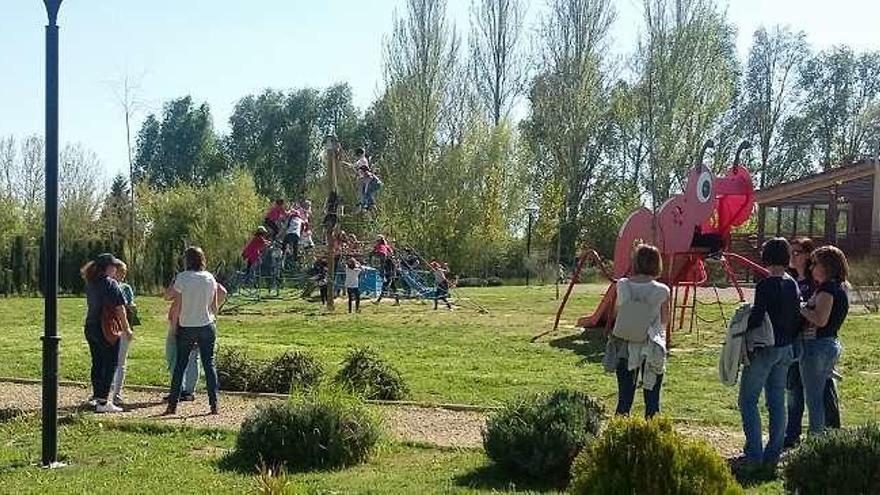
[1,0,878,183]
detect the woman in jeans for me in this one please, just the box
[784,237,840,447]
[799,246,849,436]
[165,247,227,415]
[81,253,129,414]
[739,237,800,466]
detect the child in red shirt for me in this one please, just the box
[263,199,286,238]
[242,226,271,279]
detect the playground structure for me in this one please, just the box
[219,135,488,314]
[543,141,770,343]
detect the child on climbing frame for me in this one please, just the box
[343,148,370,208]
[345,257,363,313]
[430,261,453,310]
[299,221,315,254]
[373,235,394,266]
[376,255,401,306]
[361,168,383,211]
[323,192,340,234]
[242,226,271,281]
[263,199,287,238]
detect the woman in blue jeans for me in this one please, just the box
[739,238,800,466]
[164,247,227,415]
[799,246,849,436]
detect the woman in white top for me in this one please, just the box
[603,244,670,418]
[164,246,227,415]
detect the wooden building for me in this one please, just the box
[754,158,880,257]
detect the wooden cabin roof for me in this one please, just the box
[755,159,879,206]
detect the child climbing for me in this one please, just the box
[376,255,401,306]
[343,148,370,208]
[283,210,304,264]
[323,191,340,235]
[373,235,394,266]
[241,226,271,282]
[430,261,453,310]
[263,199,287,238]
[361,167,382,211]
[345,257,363,313]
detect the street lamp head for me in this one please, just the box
[44,0,63,24]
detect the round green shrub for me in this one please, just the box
[334,347,409,400]
[250,350,324,394]
[570,416,741,495]
[483,389,604,482]
[783,423,880,495]
[234,389,381,472]
[215,347,257,392]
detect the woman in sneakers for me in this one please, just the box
[165,247,227,416]
[81,253,130,413]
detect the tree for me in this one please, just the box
[742,26,809,187]
[469,0,527,126]
[0,136,16,196]
[522,0,616,263]
[59,143,104,242]
[100,173,132,243]
[133,96,226,187]
[18,135,45,222]
[636,0,739,205]
[799,48,880,168]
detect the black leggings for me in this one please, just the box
[86,329,120,401]
[347,288,361,313]
[319,285,328,305]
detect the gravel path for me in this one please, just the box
[0,381,487,448]
[0,380,743,455]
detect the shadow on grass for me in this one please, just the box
[547,327,607,364]
[454,463,563,493]
[727,457,781,488]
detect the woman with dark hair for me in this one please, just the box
[799,245,849,436]
[738,237,800,467]
[165,247,227,415]
[784,238,840,447]
[81,253,129,413]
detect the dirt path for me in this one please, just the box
[0,380,743,455]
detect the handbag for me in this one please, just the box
[612,281,657,343]
[101,305,126,345]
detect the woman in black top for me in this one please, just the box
[799,246,849,435]
[81,253,129,414]
[784,238,840,447]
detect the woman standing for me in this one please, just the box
[738,237,800,467]
[165,247,227,415]
[799,246,849,436]
[784,238,840,447]
[81,253,129,413]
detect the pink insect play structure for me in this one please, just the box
[544,141,770,344]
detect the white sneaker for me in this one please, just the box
[95,402,123,414]
[86,397,98,407]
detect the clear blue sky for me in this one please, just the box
[1,0,877,183]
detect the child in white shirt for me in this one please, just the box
[345,258,363,313]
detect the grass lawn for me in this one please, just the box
[0,285,876,494]
[0,285,877,426]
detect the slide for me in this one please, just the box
[576,282,617,330]
[399,268,437,299]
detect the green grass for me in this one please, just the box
[0,415,554,494]
[1,285,877,427]
[0,285,877,493]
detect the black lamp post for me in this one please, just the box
[525,205,538,286]
[41,0,63,468]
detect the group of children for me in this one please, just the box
[241,198,316,281]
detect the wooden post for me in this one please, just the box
[323,135,340,311]
[828,185,839,246]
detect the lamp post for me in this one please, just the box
[41,0,63,468]
[525,205,538,286]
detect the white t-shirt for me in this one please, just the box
[173,270,218,327]
[287,216,303,236]
[345,266,362,289]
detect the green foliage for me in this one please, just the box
[232,388,381,472]
[569,416,741,495]
[334,347,409,401]
[134,96,227,187]
[216,347,257,392]
[251,350,324,394]
[783,424,880,495]
[483,389,604,482]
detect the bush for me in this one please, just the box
[216,347,257,392]
[483,389,604,482]
[783,423,880,495]
[334,347,409,401]
[233,389,380,472]
[486,276,503,286]
[570,416,741,495]
[250,350,324,394]
[456,277,487,287]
